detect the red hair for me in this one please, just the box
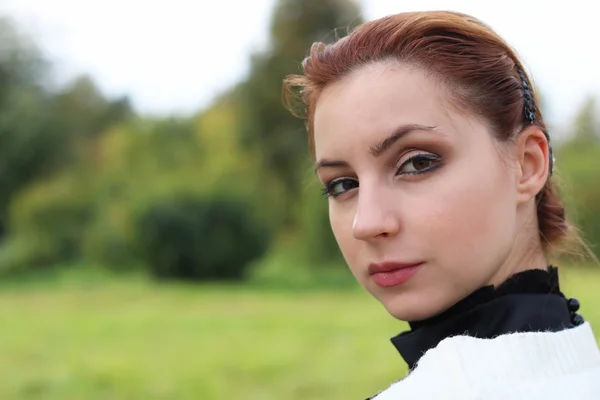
[283,11,571,254]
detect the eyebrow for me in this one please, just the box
[314,159,349,173]
[314,123,437,173]
[369,124,437,157]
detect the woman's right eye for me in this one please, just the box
[322,178,359,198]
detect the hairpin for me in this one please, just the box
[516,66,554,175]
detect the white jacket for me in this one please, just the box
[374,322,600,399]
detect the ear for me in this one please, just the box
[514,126,551,205]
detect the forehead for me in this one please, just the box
[313,62,477,159]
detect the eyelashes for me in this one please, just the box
[321,178,358,198]
[321,152,442,198]
[398,153,441,175]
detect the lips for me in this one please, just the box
[368,261,423,288]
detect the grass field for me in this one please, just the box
[0,267,599,399]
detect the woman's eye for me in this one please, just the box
[397,153,441,175]
[322,178,358,198]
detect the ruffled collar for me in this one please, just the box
[390,266,583,370]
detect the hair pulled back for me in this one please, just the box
[284,11,570,253]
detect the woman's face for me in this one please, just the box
[313,62,521,321]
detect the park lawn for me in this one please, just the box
[0,267,598,400]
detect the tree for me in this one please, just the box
[52,75,133,139]
[0,17,71,239]
[0,18,133,240]
[571,96,599,142]
[555,96,600,260]
[237,0,363,226]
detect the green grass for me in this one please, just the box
[0,267,599,399]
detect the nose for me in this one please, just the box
[352,186,401,241]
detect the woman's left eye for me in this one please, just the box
[397,153,441,175]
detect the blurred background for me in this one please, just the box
[0,0,598,399]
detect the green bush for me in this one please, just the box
[133,194,271,281]
[81,214,139,271]
[3,175,94,273]
[296,183,344,265]
[0,235,53,275]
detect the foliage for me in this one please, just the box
[553,95,600,259]
[570,96,599,141]
[555,136,600,259]
[237,0,363,219]
[133,194,271,281]
[0,18,132,241]
[0,1,366,280]
[1,2,599,281]
[296,178,345,265]
[80,203,139,271]
[1,174,94,274]
[0,19,70,238]
[230,0,365,270]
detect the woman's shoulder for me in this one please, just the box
[372,322,600,399]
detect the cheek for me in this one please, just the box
[415,161,516,261]
[329,204,361,273]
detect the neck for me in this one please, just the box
[489,245,548,287]
[488,212,548,287]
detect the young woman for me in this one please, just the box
[284,10,600,399]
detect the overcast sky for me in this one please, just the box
[1,0,598,132]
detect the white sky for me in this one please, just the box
[1,0,599,132]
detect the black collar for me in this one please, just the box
[390,266,581,370]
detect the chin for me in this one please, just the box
[385,305,435,322]
[379,291,447,322]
